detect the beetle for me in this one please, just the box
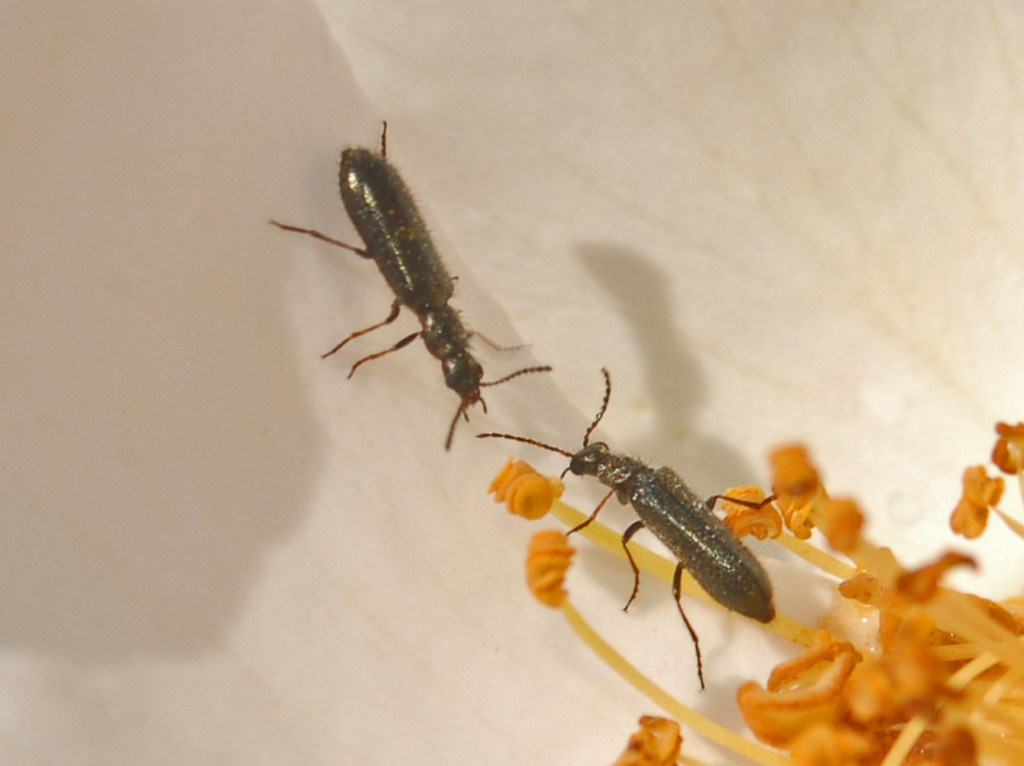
[272,123,549,449]
[479,368,775,688]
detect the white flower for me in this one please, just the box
[2,2,1019,764]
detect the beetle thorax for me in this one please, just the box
[421,305,469,360]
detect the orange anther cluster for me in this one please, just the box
[949,465,1004,539]
[874,553,983,681]
[788,721,875,766]
[838,572,882,606]
[737,632,862,748]
[525,530,575,608]
[862,613,957,722]
[738,510,1024,766]
[720,485,783,540]
[611,716,682,766]
[770,444,825,539]
[739,616,988,764]
[992,421,1024,475]
[815,499,864,554]
[895,551,976,604]
[920,726,978,766]
[488,458,564,520]
[961,592,1024,638]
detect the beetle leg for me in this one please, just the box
[322,299,402,359]
[672,564,705,691]
[269,220,371,258]
[471,330,528,352]
[346,330,420,378]
[568,488,615,535]
[621,519,646,611]
[705,492,776,511]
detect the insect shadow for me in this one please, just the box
[271,123,550,449]
[479,368,775,689]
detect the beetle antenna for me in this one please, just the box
[445,401,468,451]
[480,365,552,388]
[582,367,612,447]
[476,432,573,459]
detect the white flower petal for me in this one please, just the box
[2,2,1020,764]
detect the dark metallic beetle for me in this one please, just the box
[479,369,775,688]
[272,123,549,449]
